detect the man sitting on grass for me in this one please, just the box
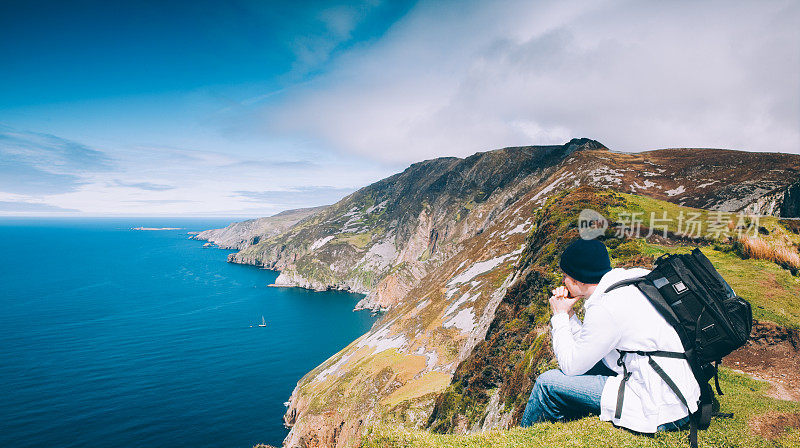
[519,238,699,433]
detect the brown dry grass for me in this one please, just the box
[737,236,800,272]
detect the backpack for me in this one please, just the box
[604,248,752,448]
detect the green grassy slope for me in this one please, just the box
[362,369,800,448]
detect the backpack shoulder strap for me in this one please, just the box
[604,276,647,293]
[616,350,700,448]
[605,276,689,350]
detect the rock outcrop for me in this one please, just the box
[192,206,327,250]
[780,181,800,218]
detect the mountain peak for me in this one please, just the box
[564,137,607,152]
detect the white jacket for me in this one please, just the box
[550,267,701,433]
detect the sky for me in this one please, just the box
[1,0,798,217]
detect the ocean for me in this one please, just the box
[0,218,378,448]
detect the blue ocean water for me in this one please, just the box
[0,218,378,448]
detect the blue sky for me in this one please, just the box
[1,0,798,216]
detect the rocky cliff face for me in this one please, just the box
[228,138,604,304]
[225,144,800,306]
[192,206,327,250]
[198,140,800,448]
[780,181,800,218]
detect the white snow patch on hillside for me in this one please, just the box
[444,291,478,316]
[343,217,364,232]
[315,352,354,382]
[666,185,686,197]
[310,236,334,251]
[342,223,362,233]
[414,347,439,370]
[532,173,569,203]
[340,206,365,232]
[588,166,623,185]
[448,255,509,286]
[357,325,408,353]
[698,180,719,188]
[365,200,388,215]
[632,180,656,190]
[423,350,438,370]
[414,299,430,312]
[443,308,476,333]
[508,219,532,234]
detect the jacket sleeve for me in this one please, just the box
[569,313,583,336]
[551,303,622,376]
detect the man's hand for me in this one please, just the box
[549,286,579,316]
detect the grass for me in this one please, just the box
[736,236,800,273]
[382,372,454,408]
[360,368,800,448]
[300,347,419,414]
[609,193,718,238]
[612,193,800,249]
[334,232,374,250]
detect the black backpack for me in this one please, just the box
[604,248,752,448]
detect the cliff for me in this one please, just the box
[192,206,327,250]
[225,143,800,308]
[229,138,607,303]
[198,139,800,448]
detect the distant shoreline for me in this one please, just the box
[131,227,183,231]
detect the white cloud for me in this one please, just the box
[3,1,797,216]
[262,0,800,163]
[0,125,394,216]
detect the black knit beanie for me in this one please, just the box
[559,238,612,284]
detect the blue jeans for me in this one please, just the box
[520,362,691,432]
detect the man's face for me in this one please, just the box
[563,274,581,298]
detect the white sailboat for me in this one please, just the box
[258,315,267,327]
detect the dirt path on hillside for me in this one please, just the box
[725,320,800,402]
[724,320,800,442]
